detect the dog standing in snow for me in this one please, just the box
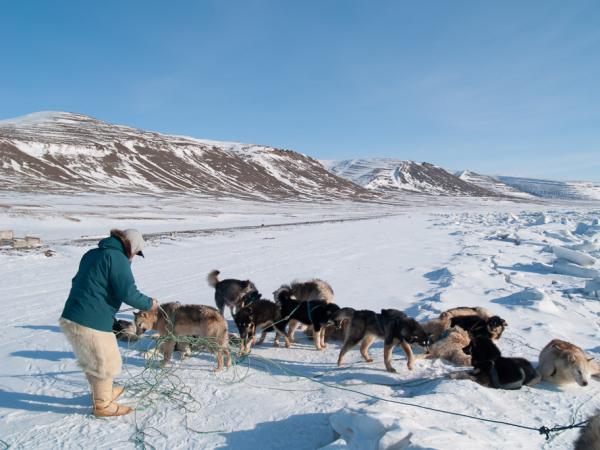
[333,307,430,372]
[273,279,334,342]
[538,339,600,387]
[234,298,290,353]
[134,301,231,371]
[274,286,339,350]
[207,270,258,317]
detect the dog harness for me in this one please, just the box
[307,302,321,324]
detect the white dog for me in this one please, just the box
[538,339,600,386]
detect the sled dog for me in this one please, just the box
[450,336,539,389]
[134,302,231,371]
[234,299,290,353]
[333,307,430,372]
[274,287,339,350]
[538,339,600,386]
[207,270,258,317]
[450,315,507,340]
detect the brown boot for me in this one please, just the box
[88,375,133,417]
[112,385,125,401]
[86,375,125,401]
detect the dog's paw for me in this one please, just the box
[387,367,397,374]
[366,358,374,363]
[142,348,162,360]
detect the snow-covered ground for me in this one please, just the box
[1,196,600,449]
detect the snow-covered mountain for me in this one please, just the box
[496,176,600,201]
[324,159,501,197]
[0,112,374,201]
[456,170,534,199]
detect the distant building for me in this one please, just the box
[0,231,43,249]
[0,230,14,246]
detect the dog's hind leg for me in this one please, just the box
[313,327,324,350]
[214,350,224,372]
[360,335,376,363]
[215,294,225,316]
[526,370,542,387]
[161,339,176,364]
[383,343,397,373]
[287,320,301,343]
[257,328,269,345]
[537,358,555,381]
[338,336,361,367]
[448,370,477,381]
[399,341,415,370]
[319,327,327,349]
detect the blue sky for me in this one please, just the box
[1,1,599,181]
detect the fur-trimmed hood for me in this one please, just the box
[97,229,134,259]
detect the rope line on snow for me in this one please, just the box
[246,352,589,441]
[115,305,591,447]
[119,328,590,447]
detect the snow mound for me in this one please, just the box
[321,407,412,450]
[552,246,597,267]
[492,288,558,313]
[553,261,600,279]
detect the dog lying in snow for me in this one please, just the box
[273,279,335,342]
[234,298,290,353]
[134,301,231,371]
[450,315,507,340]
[450,336,539,389]
[207,270,258,317]
[420,306,492,343]
[417,326,472,366]
[332,308,430,372]
[440,306,491,321]
[538,339,600,387]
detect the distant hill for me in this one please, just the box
[323,159,501,197]
[0,112,374,201]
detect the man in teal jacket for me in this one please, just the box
[59,229,156,417]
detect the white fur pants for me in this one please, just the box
[59,318,122,379]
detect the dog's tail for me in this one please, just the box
[207,270,220,288]
[314,279,335,303]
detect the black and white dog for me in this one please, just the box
[234,293,290,353]
[274,287,339,350]
[450,336,540,389]
[450,315,507,340]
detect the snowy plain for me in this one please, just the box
[1,194,600,449]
